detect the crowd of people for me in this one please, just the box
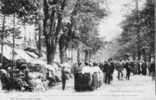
[60,58,155,91]
[0,57,155,91]
[100,58,155,84]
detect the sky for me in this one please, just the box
[98,0,146,41]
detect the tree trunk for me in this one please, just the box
[71,48,74,62]
[35,3,43,57]
[56,0,67,64]
[47,48,56,64]
[84,50,89,63]
[89,51,92,64]
[43,0,56,64]
[59,47,66,64]
[142,49,147,62]
[148,52,151,62]
[43,0,67,64]
[46,38,57,64]
[77,48,80,64]
[38,21,42,57]
[136,0,141,61]
[23,16,27,47]
[132,52,136,61]
[12,13,16,67]
[0,15,5,66]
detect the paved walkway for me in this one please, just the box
[0,71,155,100]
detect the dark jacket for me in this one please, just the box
[149,62,155,73]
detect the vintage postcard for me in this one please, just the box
[0,0,155,100]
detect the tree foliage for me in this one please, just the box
[58,0,107,63]
[0,0,107,64]
[115,1,154,61]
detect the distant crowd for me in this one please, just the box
[98,58,155,84]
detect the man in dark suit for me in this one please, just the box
[104,58,114,84]
[62,66,67,90]
[141,61,147,75]
[149,60,155,80]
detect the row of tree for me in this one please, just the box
[0,0,107,64]
[113,0,154,61]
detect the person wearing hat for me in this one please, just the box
[61,60,71,90]
[61,66,68,90]
[149,60,155,80]
[104,58,114,84]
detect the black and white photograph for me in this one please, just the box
[0,0,155,100]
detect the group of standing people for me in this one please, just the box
[60,58,155,90]
[99,58,155,85]
[114,59,155,81]
[99,58,115,84]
